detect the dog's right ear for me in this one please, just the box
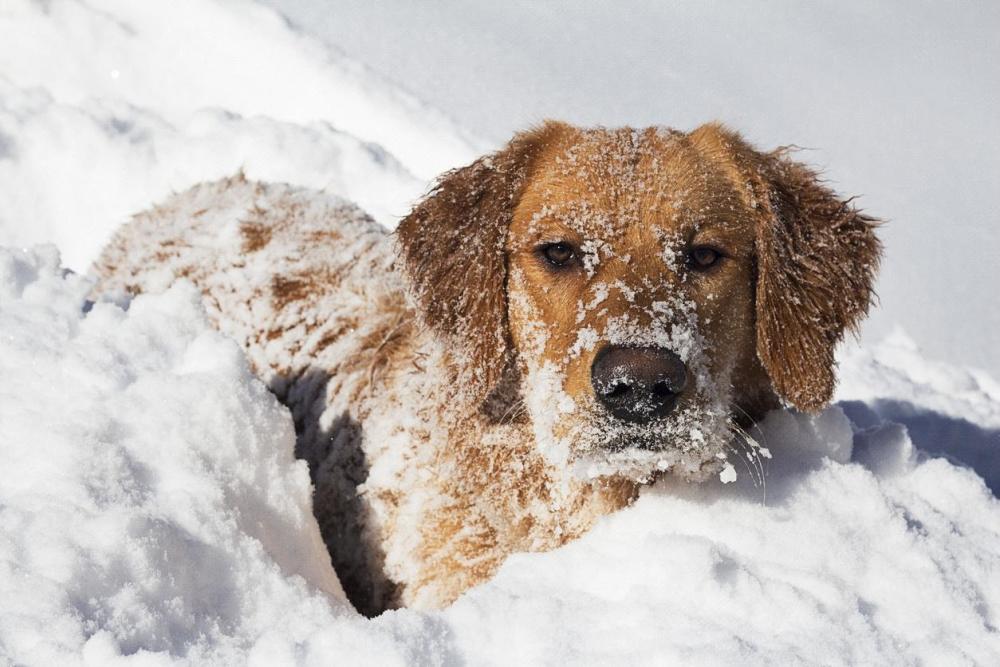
[395,123,563,404]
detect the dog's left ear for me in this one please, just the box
[752,148,883,411]
[396,123,562,405]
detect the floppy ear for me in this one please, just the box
[395,123,559,405]
[753,149,882,411]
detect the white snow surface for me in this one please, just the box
[0,246,352,664]
[0,0,481,271]
[2,1,1000,664]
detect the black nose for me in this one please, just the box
[591,346,688,423]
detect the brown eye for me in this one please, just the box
[539,242,576,268]
[688,246,721,270]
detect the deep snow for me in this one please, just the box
[1,0,999,664]
[3,245,999,664]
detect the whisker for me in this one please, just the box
[733,423,764,484]
[498,401,527,427]
[727,412,767,505]
[722,432,759,489]
[730,401,770,453]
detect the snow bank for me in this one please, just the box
[0,81,422,271]
[0,246,351,664]
[0,0,484,272]
[0,0,480,180]
[3,245,998,664]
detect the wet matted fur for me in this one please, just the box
[93,121,881,615]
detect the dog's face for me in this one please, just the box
[397,122,880,482]
[506,126,767,478]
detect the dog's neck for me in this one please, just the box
[362,326,637,608]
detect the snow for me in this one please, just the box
[0,0,480,181]
[0,81,422,271]
[0,0,482,271]
[3,246,999,664]
[0,246,348,663]
[837,333,1000,495]
[1,0,999,664]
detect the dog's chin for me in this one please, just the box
[557,404,733,483]
[572,447,725,484]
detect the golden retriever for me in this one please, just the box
[94,121,881,615]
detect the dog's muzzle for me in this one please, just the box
[591,346,688,424]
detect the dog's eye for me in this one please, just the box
[688,246,722,271]
[539,242,576,268]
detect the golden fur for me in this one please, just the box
[94,122,880,615]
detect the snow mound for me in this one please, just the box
[0,246,350,664]
[0,80,423,272]
[3,245,999,664]
[838,333,1000,494]
[0,0,480,181]
[447,408,1000,664]
[0,0,487,273]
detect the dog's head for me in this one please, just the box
[397,122,880,480]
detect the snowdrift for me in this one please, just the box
[0,0,483,272]
[2,245,998,665]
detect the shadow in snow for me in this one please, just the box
[268,368,400,617]
[840,399,1000,496]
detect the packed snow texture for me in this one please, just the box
[0,246,352,664]
[3,247,1000,665]
[2,0,1000,664]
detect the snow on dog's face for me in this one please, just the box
[397,121,881,482]
[507,127,765,480]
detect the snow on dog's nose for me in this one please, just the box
[591,346,688,424]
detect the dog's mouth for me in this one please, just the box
[575,401,731,480]
[521,336,733,482]
[529,387,733,482]
[600,426,678,452]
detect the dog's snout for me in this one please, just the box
[591,346,688,423]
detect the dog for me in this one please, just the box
[93,121,881,615]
